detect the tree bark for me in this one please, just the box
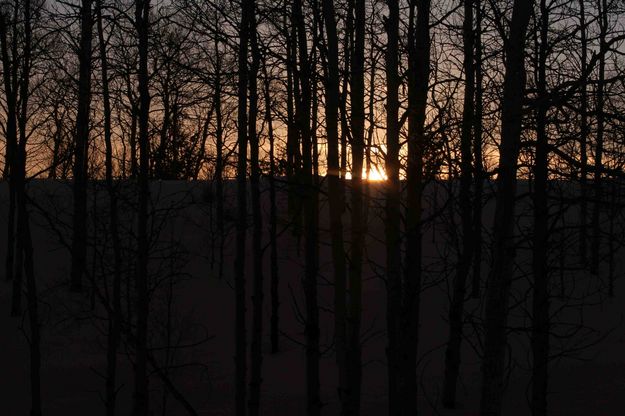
[262,60,280,354]
[0,9,17,292]
[213,18,225,281]
[479,2,533,415]
[443,0,474,407]
[400,1,430,414]
[345,0,366,411]
[134,0,151,414]
[320,0,348,407]
[590,0,607,275]
[471,0,483,299]
[16,1,40,413]
[248,8,264,415]
[531,2,550,414]
[234,0,253,413]
[578,0,588,266]
[384,1,402,413]
[96,1,123,413]
[70,0,93,292]
[286,4,302,242]
[293,0,320,413]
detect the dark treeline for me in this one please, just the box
[2,0,625,415]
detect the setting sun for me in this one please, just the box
[365,167,387,181]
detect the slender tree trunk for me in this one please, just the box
[579,0,588,266]
[213,21,225,281]
[293,0,320,413]
[70,0,93,292]
[123,71,139,180]
[479,2,533,415]
[234,0,253,412]
[345,0,366,412]
[14,0,34,320]
[16,1,39,413]
[471,0,483,299]
[156,68,171,178]
[590,0,607,275]
[22,200,41,416]
[134,0,151,414]
[248,8,264,415]
[608,181,615,297]
[5,178,15,286]
[443,0,474,407]
[97,1,123,413]
[15,150,41,416]
[320,0,348,406]
[340,0,352,185]
[531,2,550,414]
[49,107,63,179]
[12,173,23,316]
[262,61,280,354]
[365,21,376,211]
[401,1,430,414]
[16,153,41,416]
[285,5,302,242]
[0,10,17,289]
[384,1,402,413]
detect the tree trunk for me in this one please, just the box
[49,107,63,179]
[286,4,303,243]
[16,1,40,413]
[401,1,430,414]
[134,0,151,414]
[262,60,280,354]
[531,2,550,414]
[384,1,402,413]
[213,20,225,281]
[443,0,474,407]
[23,205,41,416]
[16,165,41,416]
[293,0,320,413]
[97,1,123,413]
[15,158,41,416]
[471,0,483,299]
[345,0,366,412]
[0,10,17,290]
[590,0,607,275]
[248,8,264,415]
[578,0,588,266]
[479,2,533,415]
[70,0,93,292]
[234,0,253,412]
[320,0,348,407]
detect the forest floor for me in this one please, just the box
[0,179,623,415]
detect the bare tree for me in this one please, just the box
[530,1,551,414]
[345,0,366,411]
[479,1,534,415]
[0,6,18,297]
[443,0,475,407]
[96,0,123,413]
[234,0,253,413]
[399,0,431,413]
[248,4,264,414]
[70,0,94,292]
[384,0,402,413]
[590,0,608,274]
[134,0,152,414]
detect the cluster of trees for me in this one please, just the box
[2,0,625,415]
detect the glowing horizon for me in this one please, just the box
[343,166,388,182]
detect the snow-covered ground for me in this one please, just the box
[0,179,623,415]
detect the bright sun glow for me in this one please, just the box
[344,167,387,181]
[365,167,387,182]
